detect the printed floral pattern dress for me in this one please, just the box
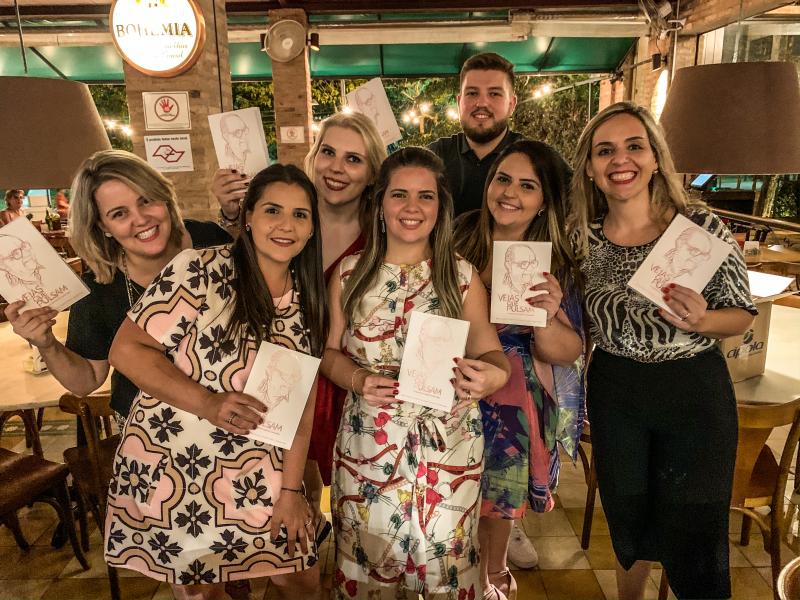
[104,247,318,584]
[332,255,483,600]
[480,276,586,518]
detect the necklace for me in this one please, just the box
[273,268,292,313]
[121,251,144,308]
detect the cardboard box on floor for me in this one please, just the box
[720,271,797,382]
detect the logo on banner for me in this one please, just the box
[110,0,206,77]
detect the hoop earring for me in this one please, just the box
[537,207,545,217]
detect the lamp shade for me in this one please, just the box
[659,61,800,175]
[0,76,111,189]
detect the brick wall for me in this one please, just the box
[269,9,313,168]
[681,0,790,35]
[124,0,232,221]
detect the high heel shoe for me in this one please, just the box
[482,584,508,600]
[488,568,517,600]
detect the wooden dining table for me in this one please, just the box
[0,312,107,456]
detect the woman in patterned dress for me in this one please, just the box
[453,140,585,600]
[568,102,756,600]
[107,164,327,599]
[213,113,388,539]
[321,147,511,600]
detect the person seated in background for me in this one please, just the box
[0,189,25,225]
[55,189,70,222]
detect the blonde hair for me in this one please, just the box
[304,112,387,231]
[568,102,701,260]
[69,150,186,284]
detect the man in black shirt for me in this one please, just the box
[429,53,524,216]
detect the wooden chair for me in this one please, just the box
[576,422,598,550]
[731,398,800,600]
[0,447,89,571]
[59,392,121,600]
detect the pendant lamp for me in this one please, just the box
[659,61,800,174]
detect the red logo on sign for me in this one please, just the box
[154,95,179,122]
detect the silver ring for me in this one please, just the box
[466,391,472,402]
[680,311,690,321]
[227,413,237,425]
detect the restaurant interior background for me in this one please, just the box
[1,0,800,599]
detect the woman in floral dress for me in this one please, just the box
[453,140,585,600]
[321,147,511,600]
[106,164,327,599]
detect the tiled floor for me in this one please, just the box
[1,413,796,600]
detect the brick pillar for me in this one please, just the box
[122,0,232,221]
[599,79,626,111]
[268,9,313,167]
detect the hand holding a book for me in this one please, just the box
[199,390,267,435]
[358,372,399,408]
[658,282,708,332]
[526,272,563,327]
[452,356,509,406]
[5,301,58,349]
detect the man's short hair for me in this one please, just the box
[459,53,515,90]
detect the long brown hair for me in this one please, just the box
[342,147,462,323]
[454,139,577,282]
[227,164,327,356]
[568,102,702,260]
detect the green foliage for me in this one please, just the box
[89,84,132,152]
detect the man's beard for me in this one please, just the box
[461,116,508,144]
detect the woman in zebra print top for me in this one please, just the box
[568,102,756,600]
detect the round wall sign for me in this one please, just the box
[110,0,206,77]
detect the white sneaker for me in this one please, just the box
[507,521,538,569]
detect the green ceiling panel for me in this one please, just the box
[542,37,635,72]
[0,46,122,81]
[309,44,382,77]
[229,42,272,79]
[0,37,635,82]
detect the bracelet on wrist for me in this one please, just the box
[281,486,304,495]
[351,367,370,393]
[218,206,241,226]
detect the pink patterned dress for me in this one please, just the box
[332,254,483,600]
[104,247,318,584]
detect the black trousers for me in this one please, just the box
[587,346,737,600]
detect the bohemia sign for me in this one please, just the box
[110,0,206,77]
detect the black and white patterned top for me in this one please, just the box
[580,208,757,363]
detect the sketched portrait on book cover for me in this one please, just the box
[502,243,539,311]
[220,113,251,174]
[410,317,453,395]
[0,233,44,290]
[257,350,302,411]
[650,227,712,290]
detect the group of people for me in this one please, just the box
[5,52,756,600]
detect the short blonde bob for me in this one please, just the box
[69,150,186,284]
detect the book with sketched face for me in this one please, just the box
[627,213,732,315]
[396,312,470,411]
[243,341,321,449]
[0,217,88,311]
[208,107,270,177]
[490,241,552,327]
